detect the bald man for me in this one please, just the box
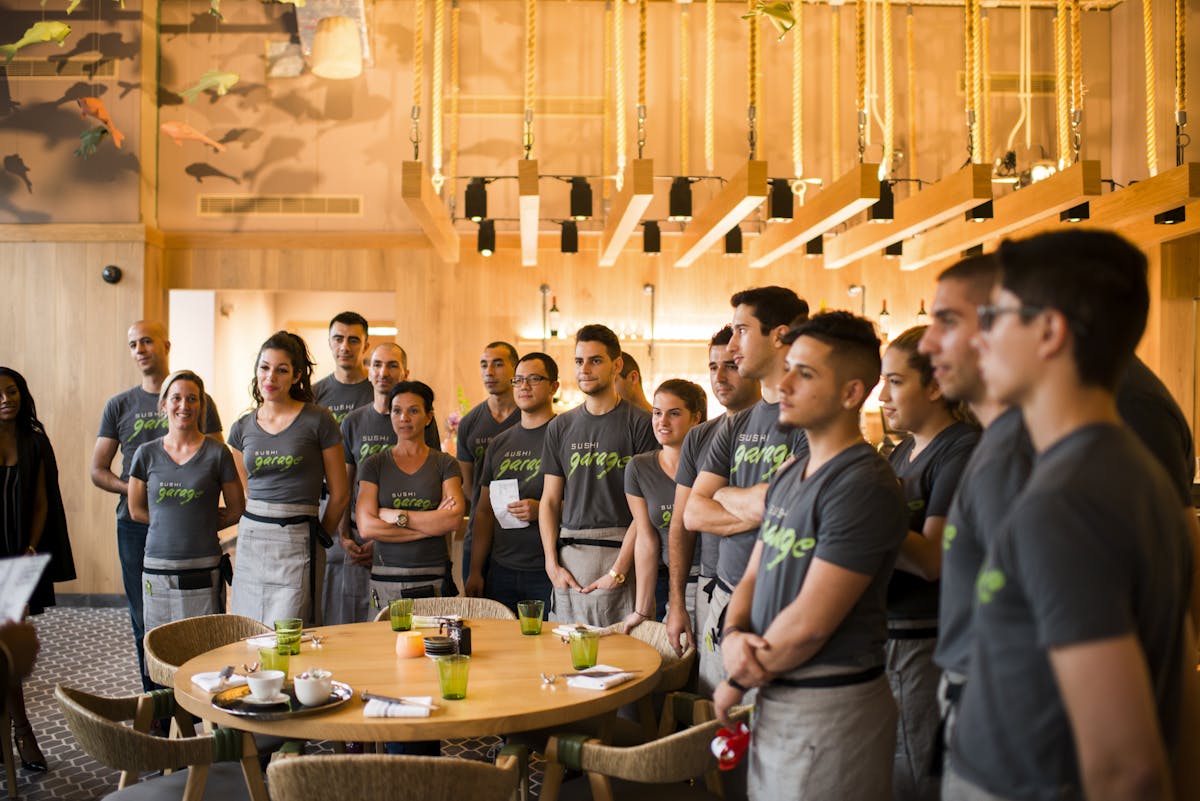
[91,321,224,691]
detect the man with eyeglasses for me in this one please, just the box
[943,229,1199,801]
[457,342,522,585]
[464,353,560,613]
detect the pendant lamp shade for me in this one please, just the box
[311,16,363,80]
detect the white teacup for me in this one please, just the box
[246,669,285,701]
[293,669,333,706]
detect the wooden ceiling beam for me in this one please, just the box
[599,159,655,267]
[401,161,459,263]
[674,160,768,268]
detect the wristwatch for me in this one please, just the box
[607,568,626,585]
[393,511,409,528]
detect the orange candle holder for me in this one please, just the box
[395,631,425,659]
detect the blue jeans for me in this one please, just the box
[117,517,154,692]
[484,561,553,616]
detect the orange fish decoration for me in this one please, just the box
[76,97,124,149]
[159,120,226,153]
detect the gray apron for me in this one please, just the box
[142,553,224,632]
[550,526,635,627]
[369,560,455,611]
[324,528,373,624]
[231,499,325,626]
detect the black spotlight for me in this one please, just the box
[964,200,993,223]
[1155,206,1186,225]
[1060,202,1090,223]
[767,178,794,222]
[868,181,894,223]
[477,219,496,257]
[465,177,488,223]
[569,177,593,220]
[884,241,903,257]
[963,244,984,257]
[643,220,661,254]
[668,177,693,222]
[561,220,579,253]
[724,225,743,255]
[804,236,824,256]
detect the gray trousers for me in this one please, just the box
[750,675,898,801]
[323,533,372,624]
[942,764,1014,801]
[550,527,634,627]
[886,633,943,801]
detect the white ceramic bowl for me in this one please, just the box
[246,669,285,701]
[293,670,334,706]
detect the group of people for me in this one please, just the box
[1,226,1195,800]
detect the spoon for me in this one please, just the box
[540,672,558,684]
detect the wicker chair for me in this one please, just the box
[55,685,268,801]
[143,615,270,689]
[370,596,517,622]
[619,620,697,739]
[266,750,525,801]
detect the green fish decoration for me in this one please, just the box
[74,125,109,158]
[209,0,223,20]
[742,1,796,39]
[179,70,240,103]
[0,21,72,64]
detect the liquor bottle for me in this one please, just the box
[548,296,561,338]
[878,299,891,341]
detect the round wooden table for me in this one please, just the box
[174,619,662,742]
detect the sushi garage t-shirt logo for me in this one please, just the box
[729,434,791,483]
[567,441,632,480]
[155,481,204,506]
[251,450,304,474]
[128,412,168,443]
[495,451,541,485]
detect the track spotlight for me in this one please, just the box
[724,225,743,255]
[1060,202,1090,223]
[868,181,894,223]
[884,241,903,257]
[767,179,794,222]
[963,244,984,257]
[465,177,488,223]
[643,220,661,254]
[569,177,593,220]
[964,200,993,223]
[1154,206,1186,225]
[477,219,495,257]
[668,177,693,222]
[804,236,824,257]
[560,220,579,253]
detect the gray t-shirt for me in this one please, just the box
[1116,356,1195,505]
[935,407,1034,676]
[541,400,657,530]
[625,450,697,572]
[951,424,1192,801]
[676,416,725,578]
[313,375,373,425]
[359,449,462,569]
[885,420,979,621]
[457,400,521,524]
[227,403,342,506]
[479,421,551,571]
[700,400,809,586]
[749,442,907,674]
[98,386,223,520]
[130,438,237,561]
[341,404,444,528]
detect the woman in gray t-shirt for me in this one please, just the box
[227,331,349,625]
[129,370,245,631]
[623,379,706,631]
[357,382,464,604]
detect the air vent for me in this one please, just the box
[958,71,1057,96]
[198,195,362,216]
[1,59,118,79]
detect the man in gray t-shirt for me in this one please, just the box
[312,312,372,425]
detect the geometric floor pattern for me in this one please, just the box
[10,607,546,800]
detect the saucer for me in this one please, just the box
[241,692,289,706]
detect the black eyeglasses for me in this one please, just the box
[511,375,551,386]
[977,304,1044,332]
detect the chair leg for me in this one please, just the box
[239,732,270,801]
[539,739,565,801]
[181,764,209,801]
[636,695,657,742]
[0,711,16,800]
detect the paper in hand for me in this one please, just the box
[0,555,50,622]
[489,479,525,530]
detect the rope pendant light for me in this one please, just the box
[881,0,894,179]
[411,0,424,160]
[705,0,715,173]
[906,5,916,179]
[637,0,648,158]
[831,3,841,176]
[1175,0,1187,165]
[680,2,689,175]
[748,0,759,159]
[523,0,536,158]
[448,0,460,205]
[614,0,626,189]
[792,0,804,184]
[431,0,444,191]
[1142,0,1156,175]
[855,0,867,162]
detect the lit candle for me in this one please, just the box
[395,631,425,659]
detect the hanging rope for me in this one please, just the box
[832,4,841,176]
[603,0,613,197]
[1054,3,1070,167]
[680,3,689,175]
[448,0,459,204]
[431,0,444,191]
[855,0,867,162]
[792,0,804,181]
[411,0,423,160]
[906,5,917,180]
[637,0,647,158]
[1143,0,1158,175]
[705,0,715,173]
[747,0,759,159]
[1069,0,1082,162]
[866,0,877,148]
[981,8,991,166]
[523,0,536,158]
[1175,0,1187,164]
[615,0,626,186]
[881,0,895,179]
[970,0,983,163]
[963,0,976,162]
[1006,2,1030,153]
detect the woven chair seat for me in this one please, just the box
[266,752,523,801]
[371,596,517,622]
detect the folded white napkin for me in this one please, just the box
[412,615,460,629]
[363,697,434,718]
[192,671,248,693]
[246,633,312,649]
[565,665,635,691]
[551,624,612,638]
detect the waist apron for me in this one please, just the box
[324,528,373,625]
[698,578,733,696]
[142,553,224,631]
[230,499,325,626]
[369,559,456,609]
[550,526,634,627]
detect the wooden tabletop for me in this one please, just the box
[174,619,662,742]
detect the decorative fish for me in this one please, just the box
[179,70,239,103]
[74,125,108,159]
[67,0,82,14]
[742,1,796,39]
[1,21,72,64]
[77,97,124,149]
[209,0,222,20]
[160,120,226,153]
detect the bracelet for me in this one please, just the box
[727,678,748,693]
[24,546,36,556]
[633,609,652,620]
[722,625,743,638]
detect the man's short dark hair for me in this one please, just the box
[994,230,1148,391]
[619,351,641,379]
[575,324,621,360]
[730,286,810,333]
[518,352,559,383]
[329,311,369,333]
[784,311,882,393]
[937,254,1002,306]
[485,341,520,366]
[710,325,733,348]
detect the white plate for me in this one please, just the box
[241,692,289,706]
